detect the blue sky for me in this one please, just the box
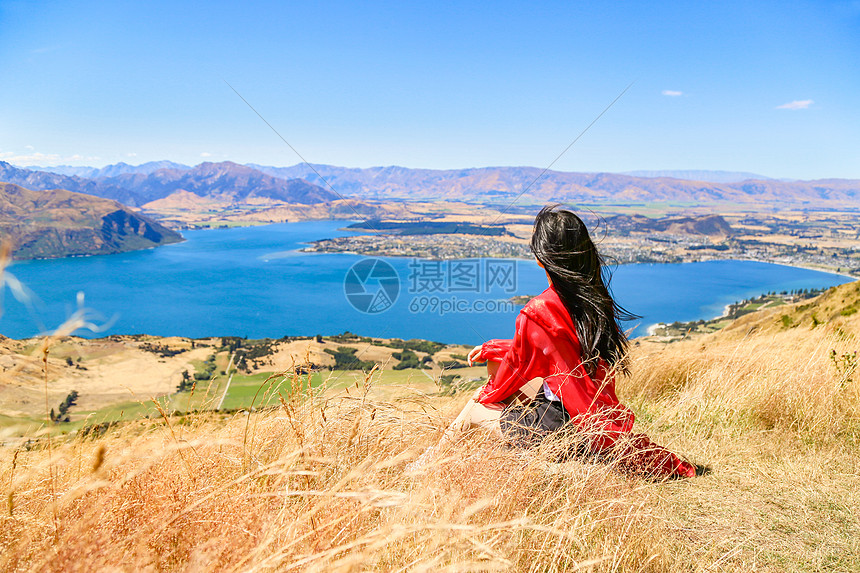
[0,0,858,179]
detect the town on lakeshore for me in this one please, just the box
[301,208,860,278]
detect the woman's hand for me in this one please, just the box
[467,345,484,366]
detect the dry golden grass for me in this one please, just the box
[1,284,859,571]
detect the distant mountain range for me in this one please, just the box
[621,170,777,183]
[248,163,859,205]
[5,160,860,208]
[0,182,182,259]
[0,161,337,207]
[26,164,779,185]
[26,160,191,179]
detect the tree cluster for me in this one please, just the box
[324,347,377,370]
[50,390,79,423]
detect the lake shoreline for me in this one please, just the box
[0,222,852,344]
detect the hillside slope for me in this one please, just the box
[0,182,183,259]
[716,279,860,335]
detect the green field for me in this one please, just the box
[2,366,486,440]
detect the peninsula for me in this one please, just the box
[0,182,182,259]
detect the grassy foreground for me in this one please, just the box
[1,284,859,571]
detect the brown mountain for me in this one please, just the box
[0,183,183,259]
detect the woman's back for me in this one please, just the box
[410,206,698,479]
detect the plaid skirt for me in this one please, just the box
[499,393,572,449]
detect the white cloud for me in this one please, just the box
[661,90,683,97]
[126,152,138,157]
[31,45,60,55]
[200,152,212,157]
[1,150,62,165]
[0,150,97,166]
[776,99,814,110]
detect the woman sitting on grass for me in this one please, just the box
[412,205,696,479]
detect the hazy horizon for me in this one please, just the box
[1,1,858,181]
[12,159,792,183]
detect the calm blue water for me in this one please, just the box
[0,220,852,344]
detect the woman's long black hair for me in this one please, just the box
[530,205,637,374]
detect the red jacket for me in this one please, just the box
[477,285,695,478]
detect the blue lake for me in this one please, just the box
[0,220,852,344]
